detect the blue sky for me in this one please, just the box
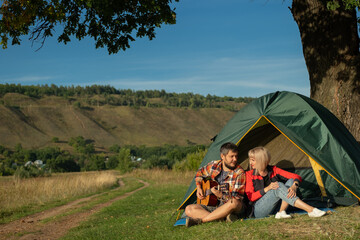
[0,0,310,98]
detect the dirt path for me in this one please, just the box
[0,178,149,240]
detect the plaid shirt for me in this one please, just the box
[195,160,246,202]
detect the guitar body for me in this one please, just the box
[197,180,219,206]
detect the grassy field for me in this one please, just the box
[60,169,360,240]
[0,171,120,223]
[1,169,359,239]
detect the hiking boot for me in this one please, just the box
[185,217,202,227]
[275,211,291,219]
[226,213,239,222]
[308,208,326,218]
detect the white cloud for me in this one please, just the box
[8,55,309,97]
[102,74,309,96]
[1,76,54,83]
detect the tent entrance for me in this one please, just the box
[236,116,312,171]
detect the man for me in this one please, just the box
[184,142,246,227]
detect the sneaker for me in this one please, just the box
[308,208,326,218]
[275,211,292,219]
[185,217,202,227]
[226,213,239,222]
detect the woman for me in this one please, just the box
[245,146,326,219]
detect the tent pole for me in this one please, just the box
[309,157,328,198]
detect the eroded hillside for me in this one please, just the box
[0,93,241,149]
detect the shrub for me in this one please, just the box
[14,165,51,179]
[46,155,80,172]
[109,144,121,153]
[106,155,119,169]
[0,161,15,176]
[68,136,95,154]
[84,155,106,171]
[0,145,5,154]
[173,148,207,171]
[141,155,173,169]
[117,148,133,173]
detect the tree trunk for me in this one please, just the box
[291,0,360,141]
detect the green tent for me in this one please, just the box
[177,91,360,213]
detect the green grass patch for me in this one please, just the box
[62,179,360,240]
[61,184,186,240]
[0,198,70,224]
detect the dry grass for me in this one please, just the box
[126,168,195,185]
[0,169,191,216]
[0,171,119,212]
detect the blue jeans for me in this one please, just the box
[254,179,299,218]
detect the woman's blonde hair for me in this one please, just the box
[248,147,271,175]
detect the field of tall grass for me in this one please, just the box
[0,171,120,220]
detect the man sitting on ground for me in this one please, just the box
[184,142,246,227]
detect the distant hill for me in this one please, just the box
[0,93,246,150]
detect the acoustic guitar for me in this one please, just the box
[197,180,229,206]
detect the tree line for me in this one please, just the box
[0,84,255,110]
[0,137,208,178]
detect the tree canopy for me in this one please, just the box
[0,0,178,54]
[326,0,360,11]
[0,141,208,176]
[0,83,255,109]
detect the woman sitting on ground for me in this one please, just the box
[245,146,326,219]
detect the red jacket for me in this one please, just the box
[245,166,302,202]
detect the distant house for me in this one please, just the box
[24,160,46,169]
[34,160,43,166]
[24,161,33,167]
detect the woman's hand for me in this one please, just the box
[265,181,279,193]
[287,185,297,198]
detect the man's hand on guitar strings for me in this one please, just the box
[210,186,222,199]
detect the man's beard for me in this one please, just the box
[224,162,237,170]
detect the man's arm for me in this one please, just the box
[194,161,215,187]
[231,171,246,200]
[194,161,216,199]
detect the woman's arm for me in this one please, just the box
[264,182,279,193]
[245,171,264,202]
[273,166,302,183]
